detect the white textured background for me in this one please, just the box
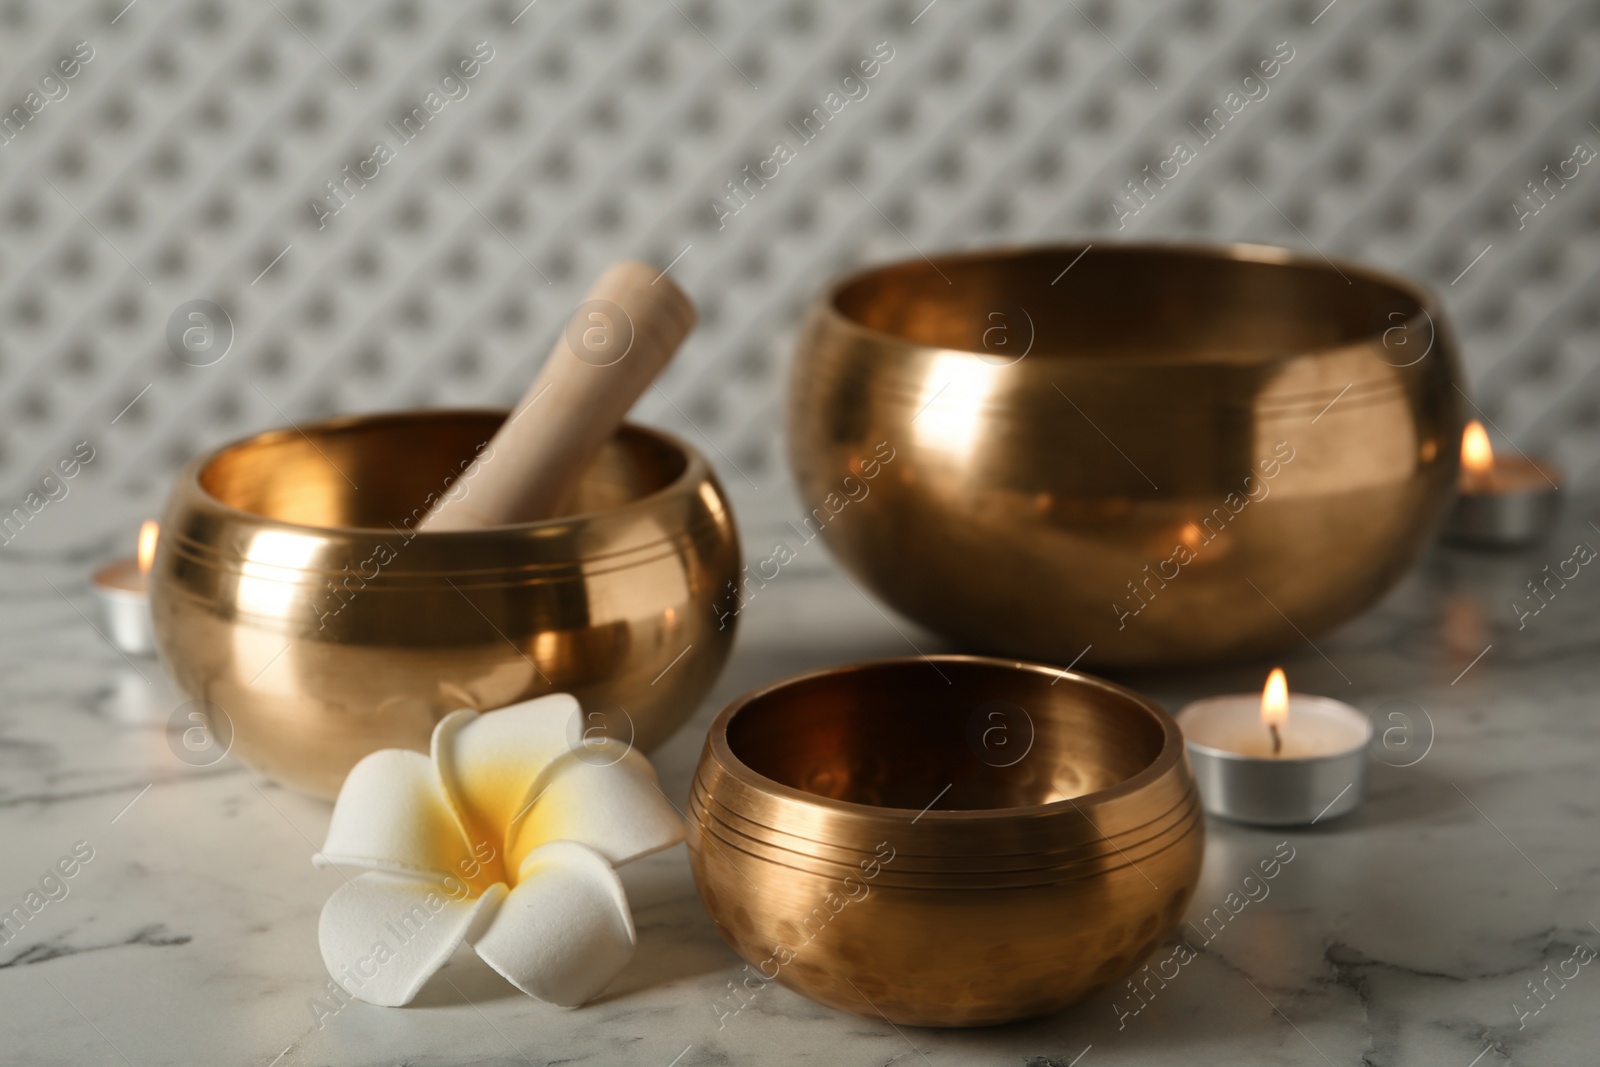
[0,0,1596,555]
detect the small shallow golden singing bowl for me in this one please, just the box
[150,409,741,798]
[788,242,1463,667]
[687,656,1204,1027]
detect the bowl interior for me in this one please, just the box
[726,659,1167,812]
[833,245,1425,361]
[198,411,688,530]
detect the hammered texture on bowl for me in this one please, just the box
[150,409,741,797]
[687,656,1205,1027]
[788,243,1464,667]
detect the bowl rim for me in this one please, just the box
[705,654,1186,823]
[818,239,1442,361]
[174,407,715,540]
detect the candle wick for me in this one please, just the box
[1269,722,1282,758]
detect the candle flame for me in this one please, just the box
[1461,420,1494,475]
[1260,667,1288,727]
[137,520,159,577]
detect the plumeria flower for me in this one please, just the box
[313,694,683,1008]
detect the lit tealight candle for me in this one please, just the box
[89,520,159,656]
[1444,420,1561,548]
[1175,668,1372,826]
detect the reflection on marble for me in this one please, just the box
[3,505,1599,1066]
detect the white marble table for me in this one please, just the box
[4,505,1598,1067]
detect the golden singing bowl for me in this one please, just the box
[788,243,1463,667]
[150,409,741,798]
[687,656,1204,1027]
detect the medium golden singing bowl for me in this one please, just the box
[150,409,740,798]
[687,656,1203,1027]
[788,243,1463,667]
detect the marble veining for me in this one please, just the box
[2,504,1598,1066]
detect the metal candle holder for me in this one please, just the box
[89,558,155,656]
[1176,694,1372,827]
[1444,456,1562,548]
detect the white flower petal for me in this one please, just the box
[315,748,475,879]
[433,696,579,837]
[509,750,684,868]
[318,872,507,1007]
[471,841,635,1007]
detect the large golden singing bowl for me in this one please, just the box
[687,656,1203,1027]
[788,243,1463,666]
[150,410,740,798]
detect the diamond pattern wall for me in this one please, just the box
[0,0,1595,549]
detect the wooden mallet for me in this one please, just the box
[419,260,696,530]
